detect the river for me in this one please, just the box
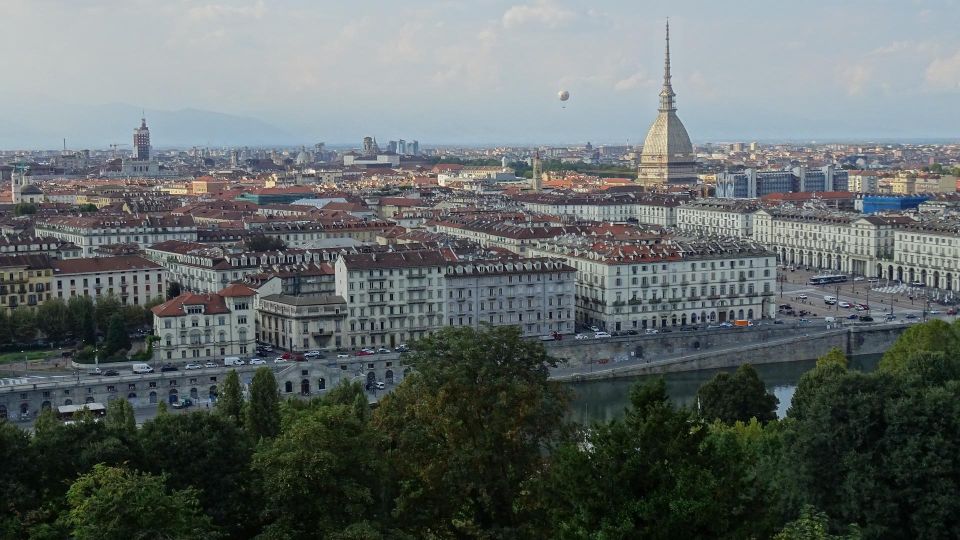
[565,354,882,425]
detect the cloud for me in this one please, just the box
[186,1,266,21]
[837,64,872,96]
[502,1,575,29]
[613,71,654,91]
[925,49,960,90]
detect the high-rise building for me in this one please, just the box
[637,21,697,189]
[133,117,151,161]
[397,139,407,154]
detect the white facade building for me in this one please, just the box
[51,256,165,305]
[35,216,198,257]
[151,284,257,362]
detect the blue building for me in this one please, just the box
[861,195,930,214]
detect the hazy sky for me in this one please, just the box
[3,0,959,146]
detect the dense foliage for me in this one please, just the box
[1,324,958,538]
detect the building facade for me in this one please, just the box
[51,256,164,305]
[256,294,346,352]
[0,254,53,312]
[527,236,777,331]
[675,199,759,238]
[151,284,256,362]
[35,215,198,257]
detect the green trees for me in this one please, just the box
[372,326,569,538]
[67,295,97,345]
[64,464,218,540]
[697,363,779,424]
[246,367,281,440]
[9,306,37,343]
[879,318,960,373]
[36,298,70,340]
[102,312,131,359]
[254,404,382,538]
[216,369,244,426]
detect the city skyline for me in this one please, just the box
[1,1,959,148]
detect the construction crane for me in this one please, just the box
[108,143,129,159]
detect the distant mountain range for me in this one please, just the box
[0,102,300,149]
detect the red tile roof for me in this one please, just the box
[218,283,256,297]
[51,255,161,275]
[151,292,231,317]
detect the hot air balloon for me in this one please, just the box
[558,90,570,101]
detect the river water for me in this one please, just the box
[565,354,882,425]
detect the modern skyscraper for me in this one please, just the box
[637,21,697,189]
[133,117,151,160]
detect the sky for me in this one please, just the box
[2,0,959,148]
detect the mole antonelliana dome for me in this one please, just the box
[637,21,697,188]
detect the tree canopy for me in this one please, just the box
[696,363,779,424]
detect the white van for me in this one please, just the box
[824,316,836,324]
[824,295,838,305]
[223,357,245,367]
[132,363,154,374]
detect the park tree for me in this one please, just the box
[93,294,122,333]
[774,506,861,540]
[13,202,37,216]
[538,378,770,539]
[139,411,257,536]
[63,464,219,540]
[104,398,136,435]
[246,367,281,440]
[67,295,97,345]
[217,369,244,426]
[0,422,38,534]
[102,313,130,358]
[372,326,569,538]
[244,235,286,252]
[9,306,37,343]
[696,363,779,424]
[878,319,960,372]
[254,404,382,539]
[76,203,98,212]
[0,309,11,344]
[166,281,182,300]
[36,298,70,340]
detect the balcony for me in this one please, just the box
[407,285,428,292]
[312,328,332,336]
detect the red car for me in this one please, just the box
[357,348,375,356]
[281,352,292,359]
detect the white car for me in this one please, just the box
[594,331,612,338]
[588,325,600,332]
[645,328,659,335]
[203,361,218,368]
[853,276,865,281]
[839,301,851,308]
[360,348,376,354]
[184,363,202,370]
[574,334,590,340]
[273,357,288,363]
[377,347,390,354]
[375,381,385,389]
[337,353,350,358]
[249,358,266,365]
[304,350,321,358]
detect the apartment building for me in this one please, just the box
[0,235,82,259]
[752,208,905,277]
[890,219,960,290]
[527,236,777,331]
[334,249,576,349]
[51,256,164,305]
[256,294,347,352]
[151,284,256,362]
[675,199,759,238]
[35,215,198,256]
[512,192,684,227]
[0,254,53,312]
[248,220,395,248]
[429,218,586,254]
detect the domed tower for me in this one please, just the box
[637,21,697,189]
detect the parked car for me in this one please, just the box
[375,381,385,390]
[588,325,600,332]
[719,322,734,328]
[394,344,409,353]
[203,361,218,368]
[337,353,350,359]
[249,358,266,365]
[838,301,851,309]
[574,334,590,340]
[594,331,612,338]
[859,315,875,322]
[184,363,202,370]
[645,328,659,335]
[160,364,178,372]
[846,313,859,320]
[273,357,288,363]
[171,398,193,409]
[304,350,322,359]
[948,308,958,316]
[281,352,292,360]
[377,347,390,354]
[868,278,879,283]
[905,314,919,319]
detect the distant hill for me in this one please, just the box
[0,102,299,149]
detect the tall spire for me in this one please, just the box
[659,18,676,112]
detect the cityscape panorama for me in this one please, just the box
[0,2,959,539]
